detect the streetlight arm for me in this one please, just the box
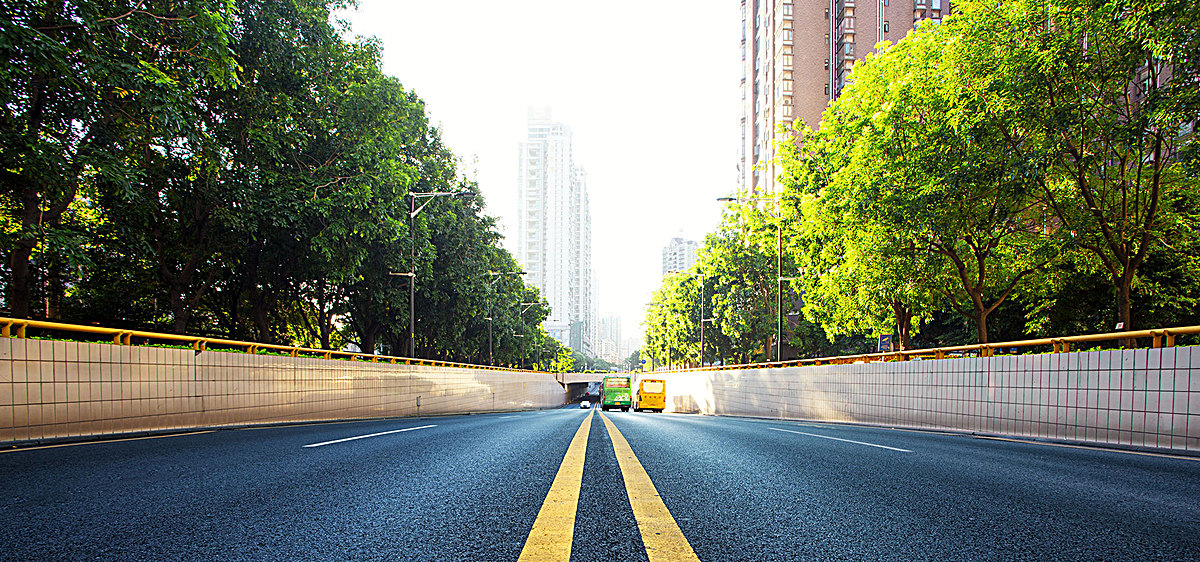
[410,191,474,218]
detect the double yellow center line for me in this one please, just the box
[518,410,699,562]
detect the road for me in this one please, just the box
[1,406,1198,561]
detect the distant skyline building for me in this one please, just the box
[740,0,949,195]
[621,336,639,364]
[598,315,622,364]
[517,109,596,356]
[662,236,699,276]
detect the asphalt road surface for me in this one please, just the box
[2,407,1198,561]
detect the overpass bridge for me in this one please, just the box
[555,371,607,402]
[1,319,1198,559]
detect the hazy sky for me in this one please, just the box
[339,0,742,342]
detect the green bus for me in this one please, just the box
[600,375,632,412]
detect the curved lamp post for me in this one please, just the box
[407,191,474,357]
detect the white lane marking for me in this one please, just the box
[768,427,912,452]
[500,416,520,419]
[303,425,436,448]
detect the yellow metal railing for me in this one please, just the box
[0,317,535,373]
[660,325,1200,373]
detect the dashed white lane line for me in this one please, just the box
[769,427,912,452]
[499,416,520,419]
[303,425,436,448]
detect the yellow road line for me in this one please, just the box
[600,412,700,562]
[518,410,594,561]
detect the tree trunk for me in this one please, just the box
[316,283,335,350]
[45,259,64,319]
[8,0,70,319]
[251,297,272,343]
[169,289,191,334]
[975,310,989,345]
[1117,273,1134,348]
[383,331,404,358]
[892,300,913,351]
[355,317,380,355]
[8,238,35,318]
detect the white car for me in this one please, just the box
[580,400,591,409]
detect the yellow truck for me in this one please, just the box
[634,379,666,413]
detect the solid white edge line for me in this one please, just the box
[769,427,912,452]
[303,424,437,448]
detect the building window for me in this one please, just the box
[824,7,829,19]
[784,29,792,41]
[783,104,793,117]
[883,21,889,32]
[824,58,829,70]
[825,84,830,95]
[824,33,829,45]
[782,54,793,68]
[784,3,793,16]
[782,80,792,93]
[883,0,889,5]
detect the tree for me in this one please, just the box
[644,273,700,368]
[0,1,238,319]
[624,349,642,371]
[785,22,1063,344]
[952,0,1199,335]
[697,221,776,364]
[784,126,937,351]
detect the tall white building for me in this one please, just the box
[662,236,700,276]
[517,109,596,356]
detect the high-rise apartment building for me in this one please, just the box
[662,236,700,276]
[740,0,949,195]
[517,109,596,356]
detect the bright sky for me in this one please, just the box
[339,0,742,344]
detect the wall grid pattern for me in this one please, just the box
[0,338,565,444]
[654,346,1200,453]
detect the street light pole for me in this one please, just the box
[646,302,669,370]
[779,275,803,363]
[519,301,541,369]
[699,274,705,367]
[388,271,416,354]
[407,191,472,358]
[718,195,783,361]
[776,216,782,361]
[670,271,706,367]
[486,270,526,365]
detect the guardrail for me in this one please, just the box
[659,325,1200,373]
[0,317,535,373]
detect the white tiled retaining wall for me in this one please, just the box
[651,346,1200,453]
[0,338,566,444]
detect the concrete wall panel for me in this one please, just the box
[649,346,1198,454]
[0,339,565,444]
